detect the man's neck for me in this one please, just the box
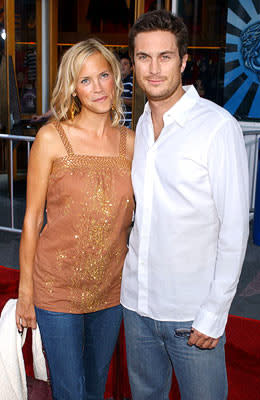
[149,86,185,141]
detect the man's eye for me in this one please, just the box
[161,55,170,60]
[138,55,147,60]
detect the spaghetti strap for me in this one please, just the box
[119,126,127,158]
[53,120,74,156]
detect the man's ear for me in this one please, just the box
[181,54,188,74]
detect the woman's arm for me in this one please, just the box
[16,124,58,331]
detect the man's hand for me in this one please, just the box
[188,328,219,349]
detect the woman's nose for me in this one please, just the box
[92,79,102,91]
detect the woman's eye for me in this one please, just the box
[81,78,89,84]
[101,72,109,78]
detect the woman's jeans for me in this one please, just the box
[123,307,228,400]
[35,304,122,400]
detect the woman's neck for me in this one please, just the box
[71,109,112,137]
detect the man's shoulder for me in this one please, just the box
[193,96,238,129]
[135,110,153,141]
[198,96,234,118]
[136,109,147,126]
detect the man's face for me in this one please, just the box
[133,30,187,103]
[120,58,132,79]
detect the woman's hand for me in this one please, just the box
[16,297,37,331]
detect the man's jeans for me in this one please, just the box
[35,304,122,400]
[123,307,228,400]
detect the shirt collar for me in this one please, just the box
[144,101,152,116]
[143,85,199,127]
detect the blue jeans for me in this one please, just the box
[123,307,228,400]
[35,305,122,400]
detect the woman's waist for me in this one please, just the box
[33,250,125,303]
[33,273,122,314]
[39,215,132,244]
[35,229,129,265]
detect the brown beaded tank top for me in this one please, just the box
[33,121,134,313]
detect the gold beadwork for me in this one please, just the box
[53,120,74,155]
[50,122,130,176]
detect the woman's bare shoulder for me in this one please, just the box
[33,121,67,159]
[34,121,58,141]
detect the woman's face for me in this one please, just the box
[75,51,115,115]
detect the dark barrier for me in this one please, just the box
[253,139,260,245]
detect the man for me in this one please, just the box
[120,55,133,128]
[121,10,249,400]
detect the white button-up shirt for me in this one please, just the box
[121,85,249,338]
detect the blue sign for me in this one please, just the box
[224,0,260,120]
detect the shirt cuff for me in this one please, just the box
[192,308,229,338]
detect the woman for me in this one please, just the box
[15,39,135,400]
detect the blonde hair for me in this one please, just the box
[51,39,124,126]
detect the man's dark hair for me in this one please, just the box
[128,9,188,62]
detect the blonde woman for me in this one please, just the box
[16,39,135,400]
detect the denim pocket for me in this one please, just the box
[174,328,192,338]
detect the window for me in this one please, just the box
[15,0,37,115]
[179,0,260,122]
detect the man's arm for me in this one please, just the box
[190,117,249,347]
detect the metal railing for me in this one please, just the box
[243,131,260,214]
[0,134,35,233]
[0,130,259,234]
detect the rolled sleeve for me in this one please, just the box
[192,118,249,338]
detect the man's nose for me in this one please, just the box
[150,58,160,74]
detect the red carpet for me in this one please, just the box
[1,265,260,399]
